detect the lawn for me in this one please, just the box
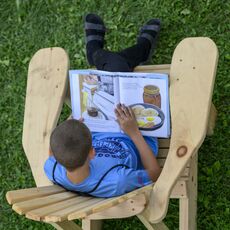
[0,0,229,229]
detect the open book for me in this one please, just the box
[69,70,170,138]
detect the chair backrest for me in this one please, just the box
[22,47,69,186]
[144,37,218,223]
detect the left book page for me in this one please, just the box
[69,70,121,132]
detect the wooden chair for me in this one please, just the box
[6,37,218,230]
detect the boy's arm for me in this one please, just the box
[129,131,161,182]
[115,104,161,182]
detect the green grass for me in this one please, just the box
[0,0,229,229]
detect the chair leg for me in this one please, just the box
[179,154,197,230]
[51,221,82,230]
[82,219,103,230]
[137,214,169,230]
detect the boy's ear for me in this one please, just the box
[89,147,95,159]
[49,148,53,156]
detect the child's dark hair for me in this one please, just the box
[50,119,92,171]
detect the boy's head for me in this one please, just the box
[50,119,92,171]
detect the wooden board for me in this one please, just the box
[22,47,69,186]
[80,194,146,220]
[137,215,169,230]
[143,37,218,223]
[20,48,82,229]
[6,175,189,222]
[13,192,77,215]
[86,179,188,221]
[26,196,92,221]
[6,185,65,204]
[134,64,171,74]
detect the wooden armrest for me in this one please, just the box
[142,37,218,223]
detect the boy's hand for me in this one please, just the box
[79,117,84,122]
[115,104,140,137]
[67,116,84,123]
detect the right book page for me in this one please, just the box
[118,73,170,138]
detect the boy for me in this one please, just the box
[44,14,161,197]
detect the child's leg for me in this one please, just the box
[85,13,131,72]
[92,19,161,72]
[85,15,161,72]
[92,49,132,72]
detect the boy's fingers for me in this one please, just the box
[121,104,131,117]
[128,107,135,118]
[115,108,123,120]
[116,104,125,117]
[79,117,84,122]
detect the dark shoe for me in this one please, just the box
[84,13,106,65]
[137,19,161,63]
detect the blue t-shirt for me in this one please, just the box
[44,132,158,198]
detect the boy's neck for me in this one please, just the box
[66,162,90,184]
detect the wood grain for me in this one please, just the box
[144,37,218,223]
[22,47,69,187]
[6,185,65,205]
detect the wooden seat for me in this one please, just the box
[6,138,190,223]
[5,37,218,230]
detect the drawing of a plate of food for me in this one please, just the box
[130,103,165,131]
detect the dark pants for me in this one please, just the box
[92,40,150,72]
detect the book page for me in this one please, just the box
[69,70,120,132]
[118,74,170,138]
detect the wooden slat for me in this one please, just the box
[6,185,65,205]
[26,196,92,221]
[74,194,146,220]
[12,192,76,215]
[12,177,189,222]
[158,138,170,148]
[67,198,114,221]
[70,179,188,221]
[137,215,169,230]
[51,221,82,230]
[44,197,105,222]
[157,149,169,158]
[134,64,171,74]
[91,184,153,214]
[69,186,152,220]
[81,180,188,221]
